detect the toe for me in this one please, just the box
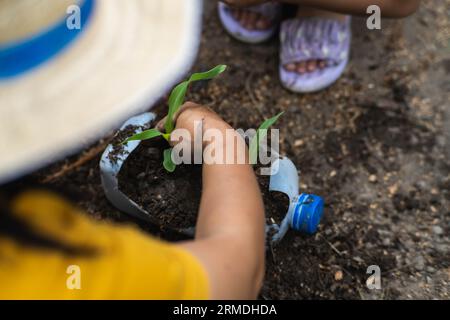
[233,9,241,21]
[296,62,307,74]
[241,11,250,27]
[247,12,257,30]
[256,16,271,30]
[285,63,296,72]
[255,18,265,30]
[307,60,317,72]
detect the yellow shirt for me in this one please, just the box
[0,191,209,299]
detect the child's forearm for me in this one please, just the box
[172,104,265,298]
[197,131,264,240]
[191,130,265,298]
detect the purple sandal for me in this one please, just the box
[280,17,351,93]
[218,1,281,44]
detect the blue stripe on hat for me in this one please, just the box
[0,0,95,79]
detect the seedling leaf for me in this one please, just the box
[165,65,227,133]
[162,133,171,141]
[124,129,163,144]
[123,65,227,173]
[249,112,284,164]
[189,64,227,82]
[165,82,189,133]
[163,148,176,172]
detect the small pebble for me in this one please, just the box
[294,139,304,147]
[415,255,425,271]
[426,266,435,273]
[147,147,160,158]
[436,135,446,147]
[432,226,443,235]
[416,180,428,190]
[388,184,398,195]
[137,172,146,179]
[334,270,343,281]
[369,174,377,183]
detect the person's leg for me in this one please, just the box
[223,0,420,19]
[292,0,420,18]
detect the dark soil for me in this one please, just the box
[107,124,152,164]
[117,139,203,230]
[12,0,450,299]
[115,136,289,231]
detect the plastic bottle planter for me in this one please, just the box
[100,113,324,242]
[99,112,195,236]
[266,157,324,243]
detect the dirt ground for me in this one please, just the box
[26,1,449,299]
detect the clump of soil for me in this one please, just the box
[117,139,202,229]
[117,138,290,231]
[107,124,152,164]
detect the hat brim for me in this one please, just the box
[0,0,203,184]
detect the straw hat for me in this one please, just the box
[0,0,202,183]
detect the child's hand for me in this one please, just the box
[173,101,231,133]
[156,101,232,148]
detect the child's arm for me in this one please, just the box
[222,0,421,18]
[288,0,421,18]
[166,102,266,299]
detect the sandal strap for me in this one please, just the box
[280,17,351,66]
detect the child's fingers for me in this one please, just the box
[155,102,203,132]
[155,117,167,132]
[173,102,203,123]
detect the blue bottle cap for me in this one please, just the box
[290,194,324,234]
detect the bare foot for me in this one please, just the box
[284,6,346,74]
[230,7,272,31]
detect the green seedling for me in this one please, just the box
[124,65,227,172]
[123,64,283,172]
[249,111,284,165]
